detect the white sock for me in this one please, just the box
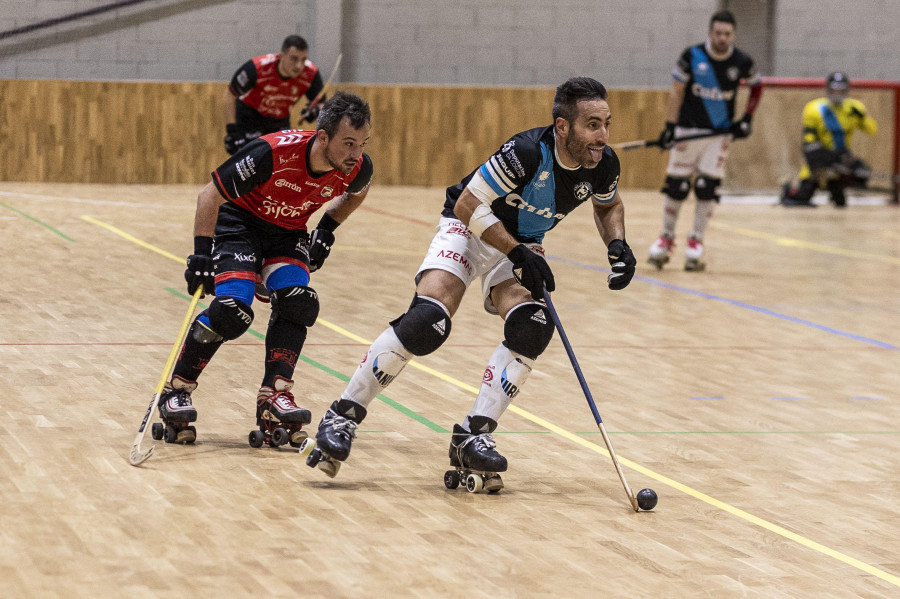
[662,197,683,237]
[465,343,534,426]
[341,327,411,409]
[691,200,715,240]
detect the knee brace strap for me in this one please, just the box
[694,175,722,202]
[270,286,319,327]
[206,296,254,341]
[390,295,451,356]
[662,176,691,201]
[503,302,554,360]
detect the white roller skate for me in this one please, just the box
[684,236,706,272]
[648,235,674,270]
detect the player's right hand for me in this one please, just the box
[224,123,246,155]
[185,236,215,296]
[508,244,555,301]
[307,228,335,272]
[656,121,676,149]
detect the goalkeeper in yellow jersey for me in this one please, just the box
[781,72,878,207]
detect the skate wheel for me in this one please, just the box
[177,426,197,444]
[465,473,483,493]
[288,429,308,447]
[248,430,265,448]
[164,424,179,444]
[297,438,316,459]
[318,458,340,478]
[151,422,164,441]
[306,447,323,468]
[272,427,288,446]
[444,470,460,490]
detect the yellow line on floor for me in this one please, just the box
[712,221,900,266]
[84,214,900,588]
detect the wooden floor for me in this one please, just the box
[1,182,899,598]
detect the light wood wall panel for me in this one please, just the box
[1,79,894,190]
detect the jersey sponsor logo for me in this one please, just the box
[275,178,302,193]
[436,249,474,275]
[574,181,593,201]
[501,140,515,152]
[275,133,306,145]
[496,155,515,180]
[533,170,551,189]
[261,197,317,219]
[236,156,257,181]
[691,83,735,101]
[608,175,619,191]
[503,148,526,178]
[279,153,301,165]
[321,186,334,198]
[303,180,321,188]
[727,66,740,81]
[233,252,256,263]
[504,193,566,221]
[447,223,472,238]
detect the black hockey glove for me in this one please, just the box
[299,104,320,126]
[224,123,247,155]
[308,228,335,272]
[185,236,215,296]
[656,121,676,149]
[730,115,753,140]
[606,239,636,291]
[508,244,555,301]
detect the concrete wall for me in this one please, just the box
[1,0,899,86]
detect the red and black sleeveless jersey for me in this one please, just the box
[211,130,373,231]
[230,54,320,119]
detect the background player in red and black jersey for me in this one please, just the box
[154,92,372,448]
[648,10,763,272]
[223,35,326,155]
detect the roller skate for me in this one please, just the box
[684,236,706,272]
[298,399,366,478]
[443,416,507,494]
[152,376,198,444]
[248,376,311,449]
[647,235,674,270]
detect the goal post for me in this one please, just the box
[726,76,900,203]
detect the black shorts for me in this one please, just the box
[213,202,310,284]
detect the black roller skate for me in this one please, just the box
[152,376,198,444]
[249,376,312,449]
[298,399,366,478]
[444,416,507,493]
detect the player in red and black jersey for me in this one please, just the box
[155,92,372,448]
[223,35,326,155]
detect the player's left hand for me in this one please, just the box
[299,105,320,125]
[307,228,335,272]
[849,105,865,121]
[606,239,636,290]
[730,115,753,140]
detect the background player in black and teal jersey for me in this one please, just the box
[649,9,762,272]
[780,72,878,208]
[306,77,637,486]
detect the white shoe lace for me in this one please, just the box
[325,410,358,440]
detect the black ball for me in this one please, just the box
[636,488,658,511]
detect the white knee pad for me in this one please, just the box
[468,343,534,423]
[342,327,412,408]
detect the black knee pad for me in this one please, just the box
[661,176,691,201]
[390,295,451,356]
[694,175,722,202]
[270,286,320,327]
[206,296,254,341]
[503,302,555,360]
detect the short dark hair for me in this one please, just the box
[552,77,608,123]
[317,92,371,138]
[710,10,736,29]
[282,35,308,52]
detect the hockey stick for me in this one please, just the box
[303,52,343,113]
[128,287,203,466]
[542,290,641,512]
[612,129,732,151]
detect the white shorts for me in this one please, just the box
[415,217,544,315]
[665,126,732,179]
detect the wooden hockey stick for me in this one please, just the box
[128,287,203,466]
[542,290,642,512]
[304,53,343,113]
[612,129,732,151]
